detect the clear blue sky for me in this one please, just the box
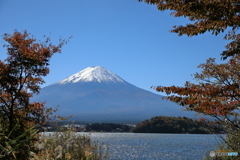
[0,0,228,96]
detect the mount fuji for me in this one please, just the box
[31,66,195,122]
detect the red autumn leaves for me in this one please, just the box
[154,56,240,117]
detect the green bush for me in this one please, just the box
[0,125,38,160]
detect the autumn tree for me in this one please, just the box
[0,30,68,159]
[138,0,240,155]
[138,0,240,121]
[154,56,240,121]
[153,55,240,152]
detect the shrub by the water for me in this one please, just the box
[204,127,240,160]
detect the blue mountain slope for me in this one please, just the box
[31,66,196,122]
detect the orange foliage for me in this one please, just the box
[154,56,240,117]
[0,30,69,137]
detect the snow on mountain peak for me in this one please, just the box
[56,66,126,84]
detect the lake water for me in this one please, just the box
[74,133,221,160]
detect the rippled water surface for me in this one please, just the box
[75,133,220,160]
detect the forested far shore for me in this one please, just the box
[132,116,213,134]
[39,116,215,134]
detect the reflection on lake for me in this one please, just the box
[74,133,221,160]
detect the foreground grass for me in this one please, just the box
[31,131,109,160]
[1,122,108,160]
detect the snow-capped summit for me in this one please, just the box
[32,65,195,122]
[56,66,126,84]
